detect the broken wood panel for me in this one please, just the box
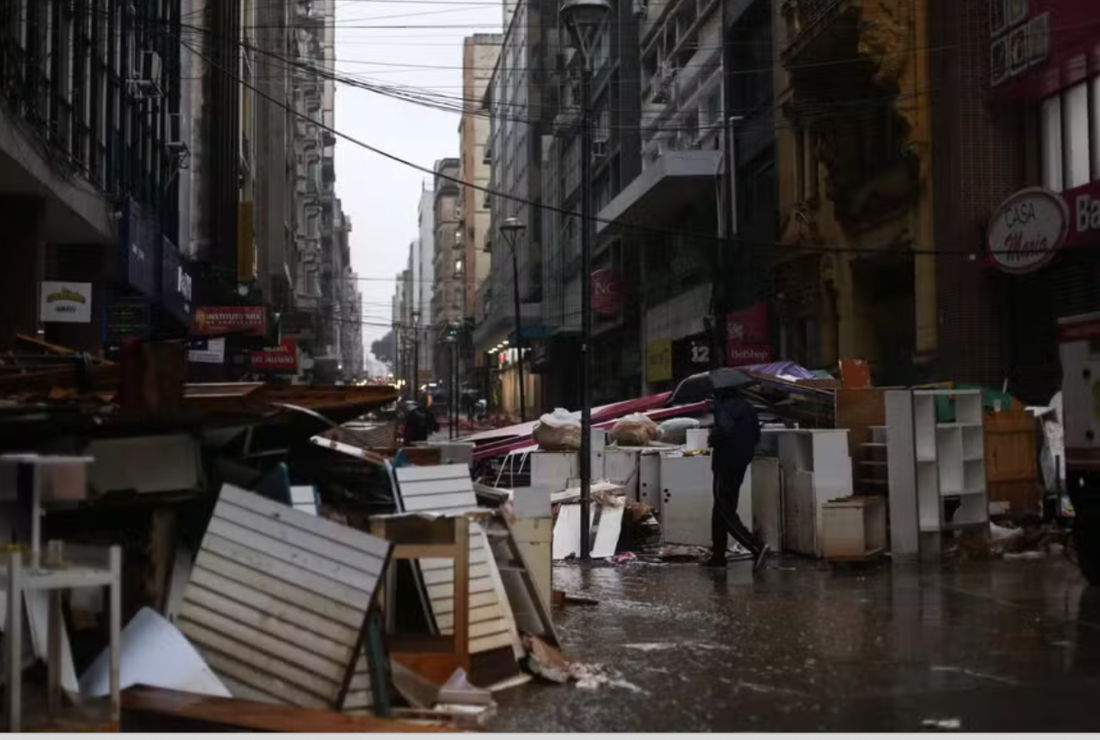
[179,485,390,710]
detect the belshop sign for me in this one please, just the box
[986,187,1070,274]
[1064,180,1100,247]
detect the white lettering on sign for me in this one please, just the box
[987,188,1069,274]
[690,343,710,365]
[1076,194,1100,235]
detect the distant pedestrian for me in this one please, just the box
[703,370,769,571]
[404,400,439,443]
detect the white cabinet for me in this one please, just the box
[885,389,989,559]
[604,449,640,498]
[772,429,853,557]
[658,454,751,547]
[638,452,662,512]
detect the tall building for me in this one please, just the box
[541,0,644,405]
[416,186,436,382]
[431,158,462,381]
[475,0,555,418]
[0,0,191,352]
[458,34,503,394]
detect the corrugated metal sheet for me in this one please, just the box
[177,485,391,710]
[394,465,521,657]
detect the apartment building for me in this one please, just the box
[431,158,462,380]
[415,186,436,381]
[458,34,502,393]
[0,0,190,352]
[475,0,553,417]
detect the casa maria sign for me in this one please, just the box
[987,187,1070,274]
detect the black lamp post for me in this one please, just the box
[499,216,527,423]
[560,0,610,561]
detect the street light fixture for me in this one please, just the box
[499,216,528,423]
[560,0,610,562]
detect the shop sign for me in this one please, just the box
[102,295,151,344]
[192,306,267,336]
[591,268,624,316]
[1065,180,1100,246]
[40,281,92,323]
[725,303,771,366]
[118,199,159,297]
[645,339,673,384]
[672,332,713,379]
[161,239,196,323]
[251,338,299,372]
[989,0,1050,87]
[986,187,1069,274]
[186,337,226,364]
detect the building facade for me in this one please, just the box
[475,0,553,419]
[432,158,462,381]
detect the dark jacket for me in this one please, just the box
[405,406,439,442]
[709,395,760,471]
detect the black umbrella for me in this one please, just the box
[709,367,753,391]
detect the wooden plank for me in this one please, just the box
[196,645,332,709]
[184,586,355,664]
[120,686,445,733]
[394,464,473,485]
[189,553,365,630]
[395,491,481,512]
[200,534,371,611]
[419,563,491,587]
[430,589,501,616]
[211,502,385,580]
[398,479,477,498]
[180,486,391,710]
[220,676,283,706]
[218,485,390,559]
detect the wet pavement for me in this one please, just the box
[490,557,1100,732]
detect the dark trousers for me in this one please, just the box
[712,458,759,557]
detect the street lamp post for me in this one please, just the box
[560,0,610,561]
[499,217,528,423]
[411,309,421,399]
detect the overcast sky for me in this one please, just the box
[333,0,502,374]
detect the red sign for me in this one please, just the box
[725,303,770,367]
[986,187,1070,274]
[1065,180,1100,246]
[591,268,624,316]
[251,339,299,371]
[193,306,266,336]
[727,344,773,367]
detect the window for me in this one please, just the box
[1064,82,1090,189]
[1041,77,1100,191]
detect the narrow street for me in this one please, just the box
[492,559,1100,733]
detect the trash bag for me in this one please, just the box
[533,408,582,450]
[657,417,700,445]
[610,413,659,446]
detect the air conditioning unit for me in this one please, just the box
[592,140,609,158]
[129,50,163,99]
[164,112,187,152]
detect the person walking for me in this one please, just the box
[404,399,439,444]
[702,369,769,571]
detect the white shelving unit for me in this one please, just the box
[885,389,989,559]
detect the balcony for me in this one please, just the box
[780,0,860,66]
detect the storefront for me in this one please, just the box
[986,0,1100,403]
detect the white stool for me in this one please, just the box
[0,454,122,731]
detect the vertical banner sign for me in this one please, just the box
[591,267,624,316]
[40,282,93,323]
[645,339,673,384]
[726,303,772,366]
[237,201,256,283]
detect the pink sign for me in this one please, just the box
[1064,180,1100,247]
[725,303,771,367]
[986,187,1069,274]
[591,268,624,316]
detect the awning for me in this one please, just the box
[596,150,723,236]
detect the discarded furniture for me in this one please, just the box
[484,513,559,647]
[886,389,990,559]
[752,457,783,552]
[984,404,1041,514]
[658,453,752,547]
[771,429,853,557]
[120,685,450,733]
[369,511,481,684]
[175,484,393,713]
[821,496,887,561]
[392,464,525,687]
[0,454,123,732]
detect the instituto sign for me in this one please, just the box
[986,187,1069,274]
